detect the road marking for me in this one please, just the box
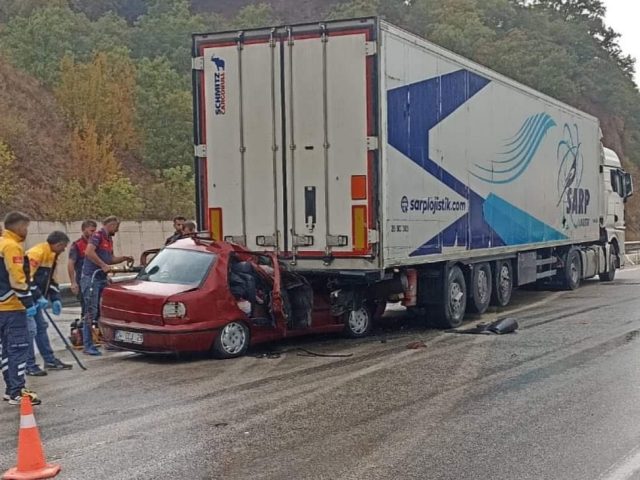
[601,446,640,480]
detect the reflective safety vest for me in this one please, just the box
[27,242,61,303]
[0,230,34,311]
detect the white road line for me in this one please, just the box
[600,446,640,480]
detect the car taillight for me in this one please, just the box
[162,302,187,319]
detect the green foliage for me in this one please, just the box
[52,175,144,221]
[131,0,210,72]
[142,166,195,219]
[0,6,93,85]
[230,3,278,29]
[136,58,192,169]
[70,0,148,22]
[95,175,144,219]
[0,142,17,208]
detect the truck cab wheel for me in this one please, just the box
[467,262,492,314]
[491,260,513,307]
[343,306,373,338]
[599,247,617,282]
[562,249,582,290]
[435,265,467,329]
[212,321,250,359]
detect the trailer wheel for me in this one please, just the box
[599,247,617,282]
[343,306,372,338]
[491,260,513,307]
[467,263,492,314]
[212,321,250,359]
[435,265,467,329]
[562,249,582,290]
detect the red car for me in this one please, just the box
[99,238,377,358]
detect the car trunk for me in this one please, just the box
[101,281,197,326]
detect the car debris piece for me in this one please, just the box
[450,317,519,335]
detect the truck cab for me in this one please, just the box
[601,146,633,264]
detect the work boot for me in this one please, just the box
[44,358,73,370]
[83,346,102,356]
[26,366,47,377]
[8,388,41,406]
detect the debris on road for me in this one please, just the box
[450,317,519,335]
[406,340,427,349]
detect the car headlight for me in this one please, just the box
[162,302,187,319]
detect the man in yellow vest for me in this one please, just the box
[0,212,40,406]
[25,231,72,375]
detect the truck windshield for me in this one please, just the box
[137,248,216,286]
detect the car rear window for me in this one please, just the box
[137,248,216,285]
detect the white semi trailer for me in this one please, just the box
[191,17,633,328]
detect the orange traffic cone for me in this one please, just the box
[2,395,61,480]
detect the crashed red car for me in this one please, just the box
[99,238,375,358]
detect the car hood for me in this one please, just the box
[102,280,198,326]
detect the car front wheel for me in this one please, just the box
[213,321,250,359]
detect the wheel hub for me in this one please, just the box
[349,308,369,335]
[221,323,246,354]
[477,270,489,302]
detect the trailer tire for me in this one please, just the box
[435,265,467,329]
[491,260,513,307]
[599,247,617,282]
[212,321,250,359]
[468,263,492,314]
[343,306,373,338]
[563,248,582,290]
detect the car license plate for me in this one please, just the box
[114,330,144,345]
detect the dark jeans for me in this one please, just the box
[81,275,107,349]
[26,309,57,370]
[0,310,30,397]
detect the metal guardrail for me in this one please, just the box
[625,241,640,252]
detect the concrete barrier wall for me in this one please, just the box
[23,221,176,284]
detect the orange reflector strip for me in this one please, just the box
[209,208,223,241]
[351,175,367,200]
[352,206,367,251]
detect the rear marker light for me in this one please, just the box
[162,302,187,319]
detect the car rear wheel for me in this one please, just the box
[212,321,250,359]
[343,306,372,338]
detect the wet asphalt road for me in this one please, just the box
[3,268,640,479]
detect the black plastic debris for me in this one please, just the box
[450,317,519,335]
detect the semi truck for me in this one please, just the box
[190,17,633,329]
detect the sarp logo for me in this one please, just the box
[401,196,409,213]
[212,56,226,115]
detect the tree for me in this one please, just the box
[69,0,148,23]
[230,3,278,29]
[131,0,211,73]
[68,120,121,189]
[136,58,193,169]
[56,51,139,151]
[0,142,18,209]
[0,6,93,85]
[142,166,195,219]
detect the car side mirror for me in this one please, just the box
[140,248,161,267]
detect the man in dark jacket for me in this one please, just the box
[165,216,186,245]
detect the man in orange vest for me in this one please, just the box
[0,212,40,406]
[25,231,73,375]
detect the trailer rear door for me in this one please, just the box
[193,19,378,261]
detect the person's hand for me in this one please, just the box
[36,297,49,311]
[25,305,38,317]
[52,300,62,316]
[101,264,112,273]
[123,256,134,264]
[71,282,79,295]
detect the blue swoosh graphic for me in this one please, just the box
[470,113,556,184]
